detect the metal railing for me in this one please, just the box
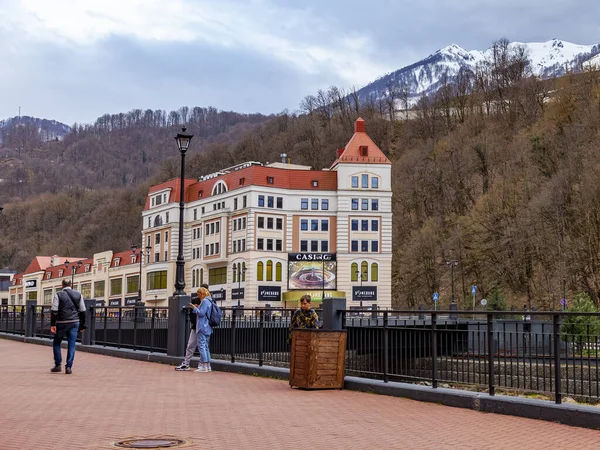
[3,304,600,404]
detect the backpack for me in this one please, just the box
[207,298,222,328]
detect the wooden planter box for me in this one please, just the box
[289,329,347,389]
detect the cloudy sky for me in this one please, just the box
[0,0,599,124]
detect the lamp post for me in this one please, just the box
[233,264,247,307]
[131,244,151,302]
[445,259,458,304]
[354,268,368,309]
[174,127,193,298]
[64,260,82,286]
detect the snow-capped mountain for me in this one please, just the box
[357,39,600,106]
[0,116,70,144]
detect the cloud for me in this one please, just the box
[0,0,599,123]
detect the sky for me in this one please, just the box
[0,0,599,125]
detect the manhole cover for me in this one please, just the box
[115,437,187,448]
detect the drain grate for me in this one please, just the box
[115,437,187,448]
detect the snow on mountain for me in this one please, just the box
[356,39,600,107]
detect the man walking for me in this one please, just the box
[50,279,86,374]
[175,283,209,371]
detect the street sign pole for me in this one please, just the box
[432,292,439,311]
[471,286,477,320]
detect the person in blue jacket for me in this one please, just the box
[188,286,213,373]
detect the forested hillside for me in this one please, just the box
[3,44,600,310]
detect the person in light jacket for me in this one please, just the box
[188,286,213,373]
[175,283,209,371]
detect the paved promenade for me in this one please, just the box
[1,339,600,449]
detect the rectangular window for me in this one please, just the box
[166,212,169,222]
[205,224,209,235]
[352,199,359,210]
[94,280,105,298]
[110,278,122,296]
[276,239,282,251]
[311,199,318,210]
[243,196,247,208]
[215,243,219,254]
[81,283,91,299]
[276,197,283,208]
[276,218,283,230]
[311,219,318,231]
[127,276,139,294]
[311,240,319,252]
[209,267,227,285]
[361,240,369,252]
[321,241,328,252]
[194,209,197,220]
[372,199,379,211]
[267,176,274,184]
[361,199,369,210]
[155,252,160,262]
[361,220,369,231]
[351,220,359,231]
[242,217,246,229]
[372,177,379,189]
[257,238,264,250]
[205,244,209,255]
[371,220,379,231]
[372,241,379,252]
[233,241,237,253]
[300,240,308,252]
[301,219,308,231]
[266,239,273,251]
[351,176,359,188]
[321,220,328,231]
[234,198,238,210]
[210,223,215,234]
[215,222,220,233]
[361,174,369,188]
[233,220,238,232]
[321,199,329,210]
[267,217,274,229]
[267,196,274,208]
[351,241,358,252]
[258,195,265,207]
[164,250,168,261]
[43,289,53,304]
[210,243,214,255]
[301,198,308,210]
[258,217,265,228]
[155,233,160,244]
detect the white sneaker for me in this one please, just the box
[194,366,209,373]
[207,364,212,372]
[175,363,190,371]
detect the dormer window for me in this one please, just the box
[84,264,90,273]
[198,190,203,198]
[58,270,64,277]
[239,177,245,185]
[312,180,318,187]
[46,272,52,280]
[131,255,137,264]
[212,181,228,196]
[267,176,274,184]
[114,258,120,267]
[359,146,368,157]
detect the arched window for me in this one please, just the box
[154,216,163,227]
[211,181,228,196]
[275,262,282,282]
[242,262,246,282]
[257,262,264,281]
[266,260,273,281]
[371,263,378,282]
[200,268,204,286]
[361,261,368,281]
[192,270,196,287]
[351,262,358,282]
[233,264,237,283]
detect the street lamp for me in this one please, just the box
[174,127,193,298]
[64,260,82,286]
[233,263,247,307]
[445,259,458,304]
[131,244,151,302]
[354,268,368,309]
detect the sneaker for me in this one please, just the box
[65,367,72,375]
[207,365,212,372]
[175,363,190,371]
[194,366,209,373]
[50,365,61,373]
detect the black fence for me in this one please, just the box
[2,304,600,405]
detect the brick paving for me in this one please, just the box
[1,339,600,449]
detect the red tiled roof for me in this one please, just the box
[330,118,391,168]
[44,258,94,280]
[111,250,137,267]
[145,178,196,209]
[23,256,87,275]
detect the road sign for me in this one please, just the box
[471,285,477,295]
[560,298,567,306]
[481,299,487,306]
[432,292,439,302]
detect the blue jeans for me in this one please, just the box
[197,333,211,363]
[53,322,79,368]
